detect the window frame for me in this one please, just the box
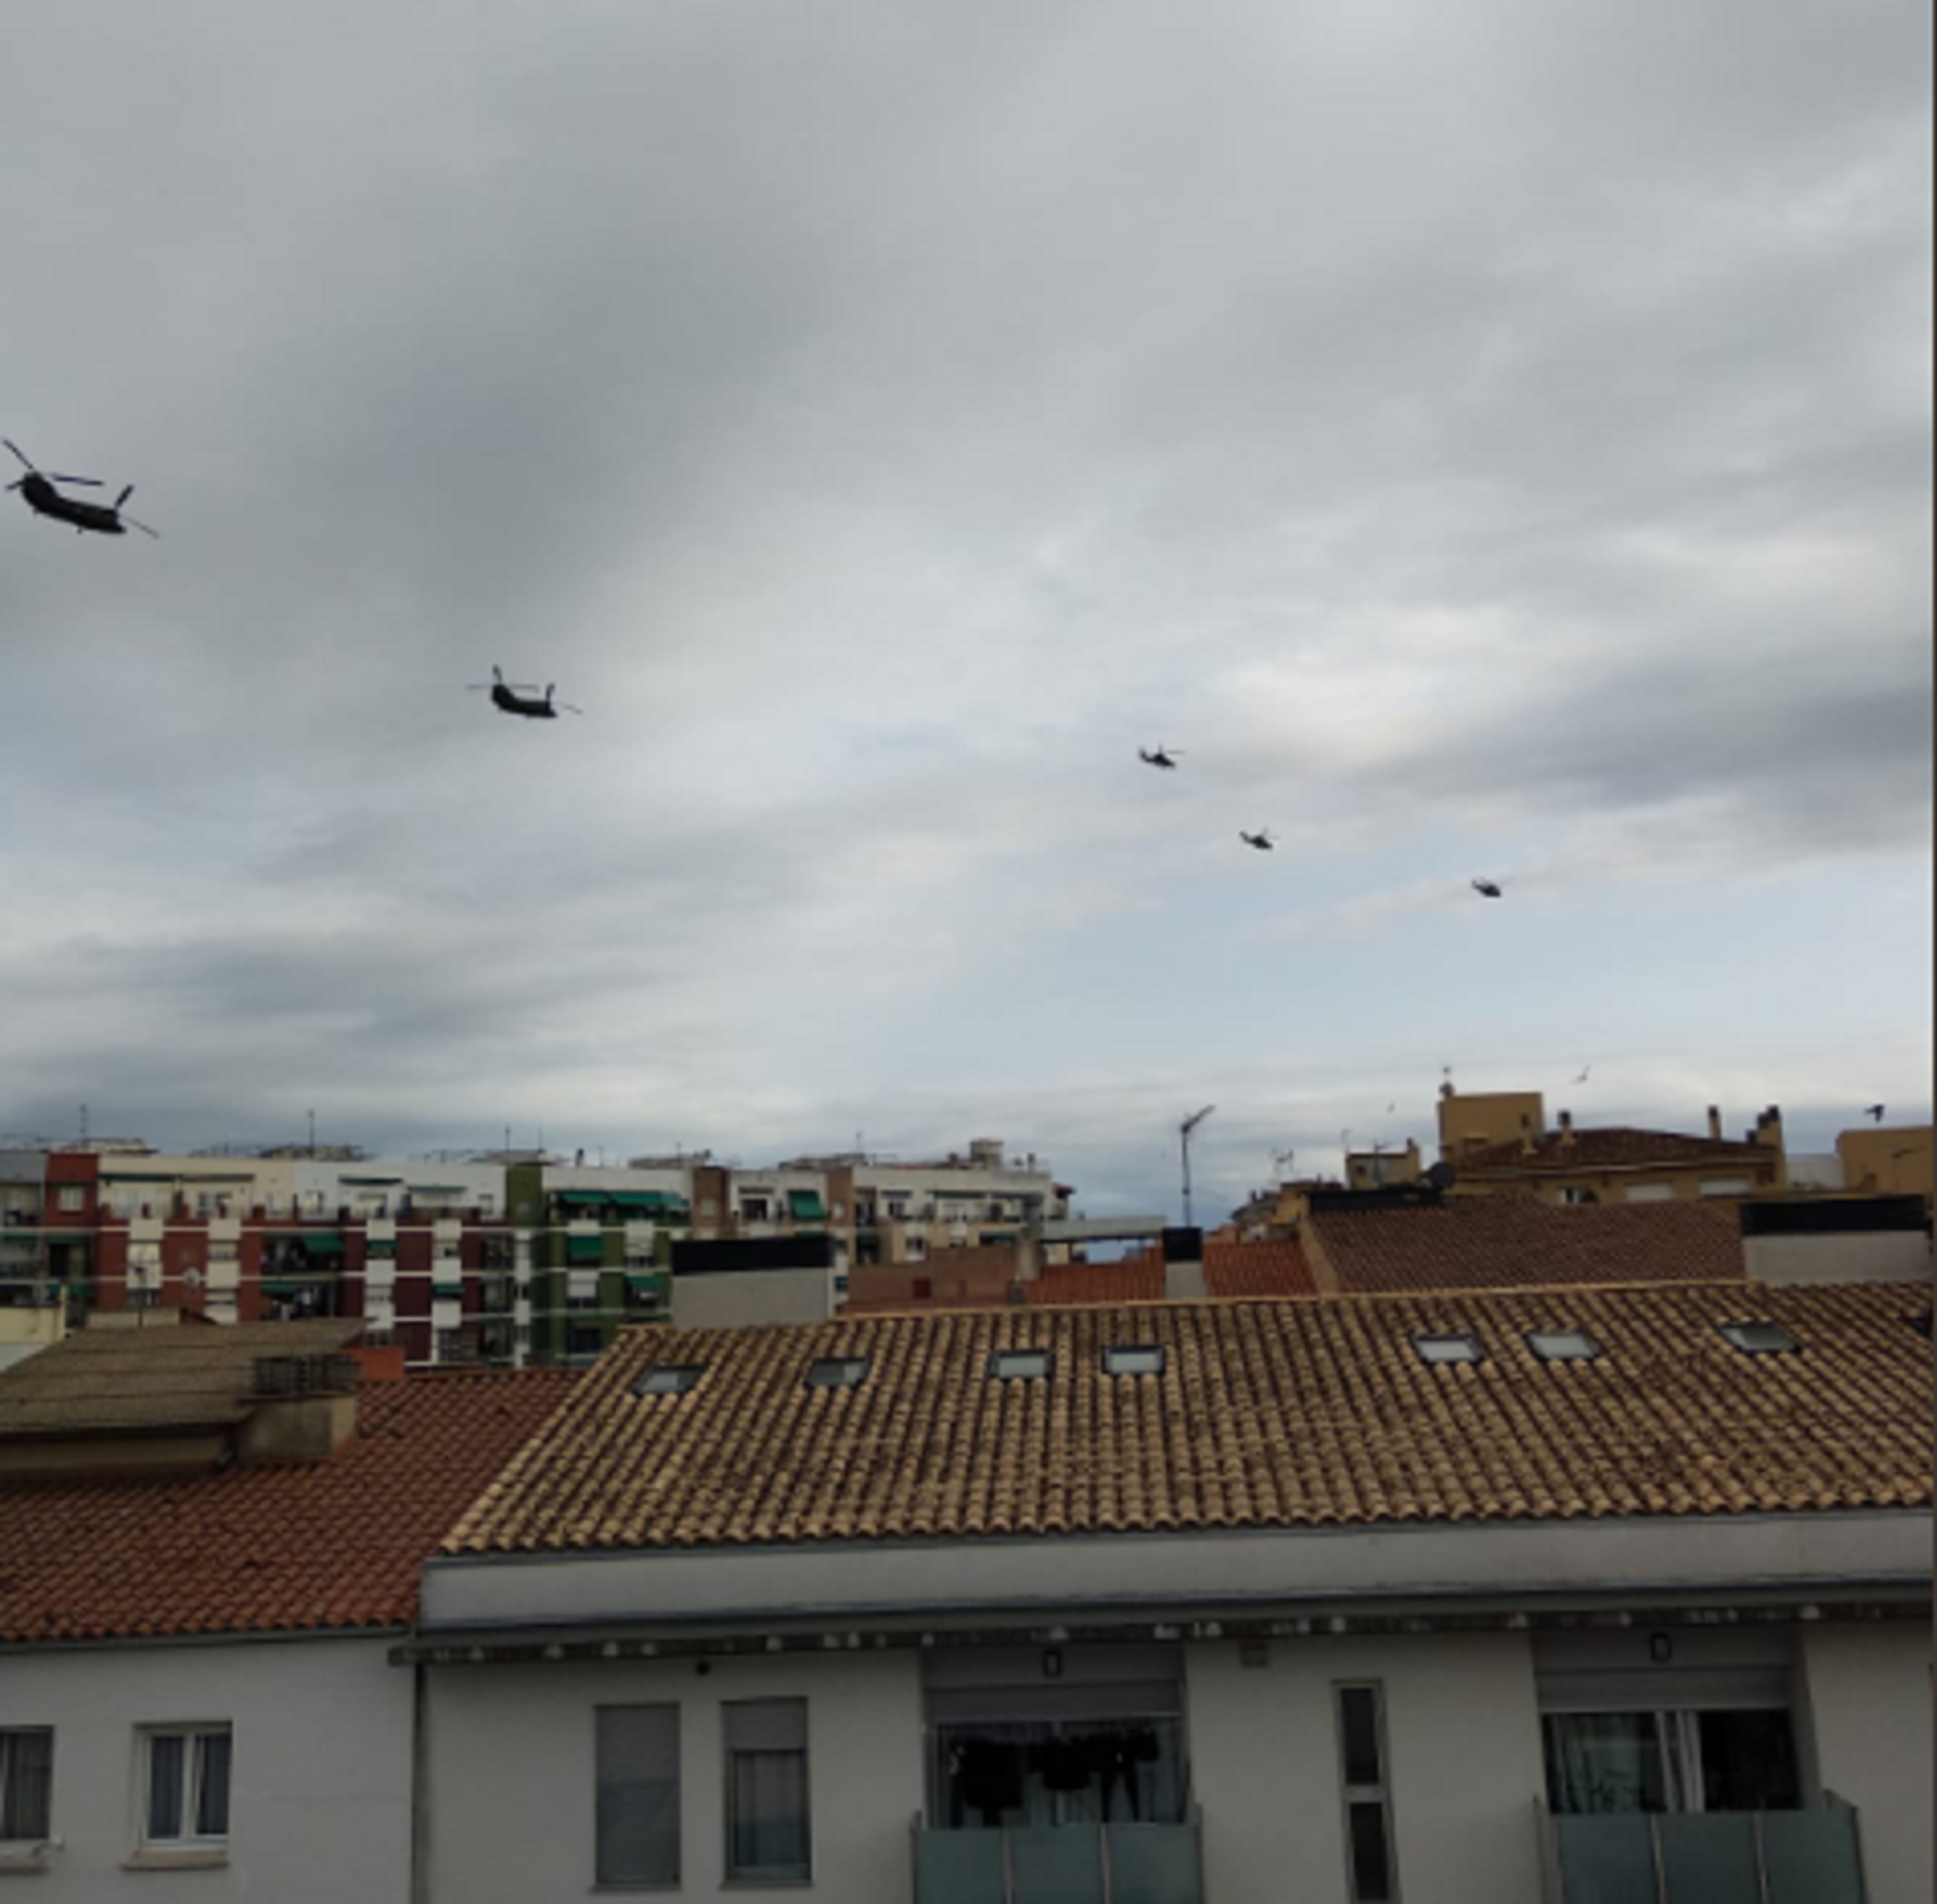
[1333,1682,1400,1903]
[595,1704,681,1888]
[723,1699,812,1885]
[0,1727,53,1845]
[804,1356,870,1390]
[1101,1343,1166,1377]
[988,1349,1053,1381]
[1527,1328,1602,1363]
[136,1723,231,1854]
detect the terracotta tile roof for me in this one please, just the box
[0,1369,577,1644]
[444,1282,1931,1557]
[1460,1127,1775,1176]
[0,1320,364,1439]
[1026,1260,1164,1305]
[1204,1240,1318,1298]
[1307,1197,1744,1294]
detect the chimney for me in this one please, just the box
[1707,1105,1723,1141]
[237,1353,362,1463]
[1557,1110,1575,1151]
[1161,1226,1207,1302]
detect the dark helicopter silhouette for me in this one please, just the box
[1239,829,1275,851]
[1471,877,1504,898]
[1139,745,1184,769]
[6,440,158,537]
[467,666,582,720]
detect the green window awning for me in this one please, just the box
[567,1235,608,1263]
[557,1189,689,1215]
[261,1280,298,1296]
[300,1233,345,1255]
[432,1279,465,1299]
[787,1191,827,1221]
[625,1272,661,1292]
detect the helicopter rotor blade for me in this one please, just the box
[46,474,104,487]
[122,516,160,538]
[115,484,135,509]
[4,441,32,470]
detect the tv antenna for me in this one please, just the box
[1180,1105,1215,1227]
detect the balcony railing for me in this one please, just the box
[1536,1796,1867,1904]
[912,1815,1203,1904]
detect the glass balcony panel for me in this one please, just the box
[1763,1807,1866,1904]
[1658,1812,1757,1904]
[1009,1825,1104,1904]
[1553,1814,1657,1904]
[913,1827,1004,1904]
[1107,1821,1202,1904]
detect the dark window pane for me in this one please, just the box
[1338,1687,1382,1789]
[597,1707,680,1884]
[1,1732,52,1840]
[146,1735,185,1841]
[1543,1712,1668,1814]
[1348,1799,1394,1900]
[1699,1709,1799,1812]
[195,1732,231,1838]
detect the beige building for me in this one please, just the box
[1436,1087,1787,1203]
[1835,1123,1934,1199]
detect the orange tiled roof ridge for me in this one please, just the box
[0,1368,578,1646]
[445,1282,1932,1558]
[1307,1196,1743,1294]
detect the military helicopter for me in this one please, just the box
[1239,829,1276,851]
[1471,877,1504,898]
[1138,745,1184,769]
[467,666,582,720]
[6,440,158,537]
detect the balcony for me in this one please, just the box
[912,1817,1203,1904]
[1537,1797,1867,1904]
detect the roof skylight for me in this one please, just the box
[988,1349,1053,1381]
[1102,1344,1166,1377]
[805,1356,872,1389]
[632,1365,705,1397]
[1718,1321,1799,1356]
[1412,1334,1483,1366]
[1526,1329,1602,1363]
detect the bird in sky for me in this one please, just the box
[1240,829,1275,850]
[1471,877,1504,898]
[1575,1064,1591,1084]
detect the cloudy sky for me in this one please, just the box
[3,0,1929,1215]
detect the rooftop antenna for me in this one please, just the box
[1180,1105,1215,1227]
[79,1103,88,1145]
[307,1108,316,1156]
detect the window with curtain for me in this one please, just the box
[0,1730,52,1842]
[140,1725,231,1846]
[1543,1710,1799,1815]
[724,1701,810,1881]
[596,1705,679,1886]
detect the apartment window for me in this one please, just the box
[139,1725,231,1849]
[1543,1709,1799,1814]
[0,1729,52,1842]
[597,1705,679,1886]
[567,1325,606,1360]
[1335,1685,1399,1902]
[725,1701,810,1882]
[56,1185,84,1213]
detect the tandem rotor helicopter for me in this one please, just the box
[468,666,582,720]
[6,441,158,537]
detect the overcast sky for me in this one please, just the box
[3,0,1929,1215]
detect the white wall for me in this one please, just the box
[1745,1232,1932,1285]
[1187,1632,1545,1904]
[1798,1622,1934,1904]
[0,1637,414,1902]
[424,1649,923,1904]
[670,1267,834,1330]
